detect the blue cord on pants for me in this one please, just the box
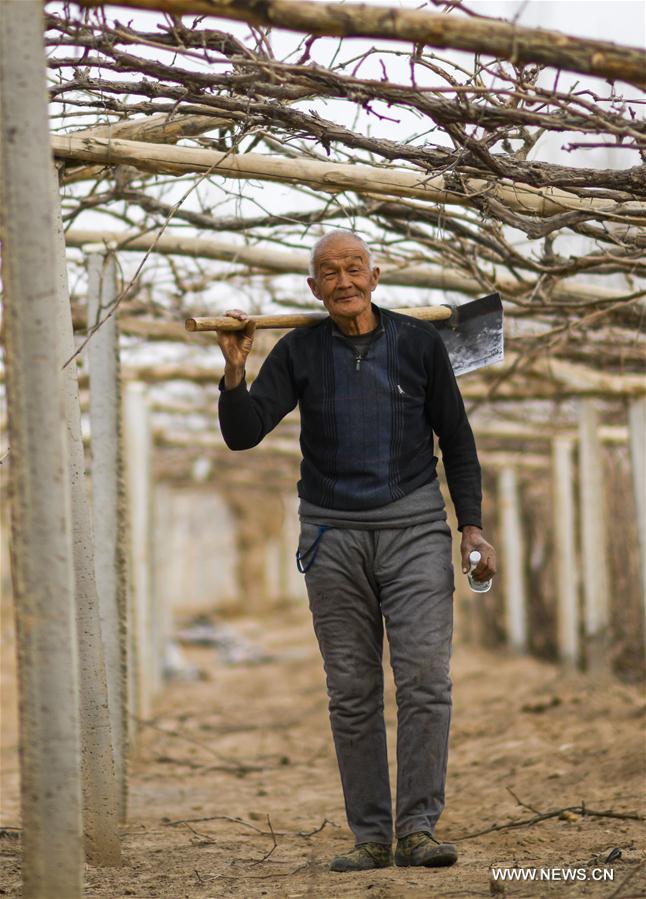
[296,524,330,573]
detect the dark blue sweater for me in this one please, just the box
[218,304,482,530]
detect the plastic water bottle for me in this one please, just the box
[468,550,492,593]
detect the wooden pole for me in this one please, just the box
[51,136,645,221]
[72,0,646,88]
[124,382,156,720]
[87,251,129,823]
[551,437,579,668]
[628,398,646,657]
[0,2,84,895]
[497,466,527,653]
[578,400,611,675]
[52,179,121,866]
[186,306,452,332]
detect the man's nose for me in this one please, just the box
[336,269,351,288]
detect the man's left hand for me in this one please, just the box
[460,526,497,582]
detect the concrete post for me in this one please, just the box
[0,2,84,894]
[163,489,187,620]
[154,485,175,669]
[282,493,307,604]
[445,499,472,643]
[497,466,527,652]
[87,251,129,822]
[278,501,291,602]
[223,488,272,613]
[52,184,121,866]
[628,398,646,657]
[124,382,156,720]
[578,400,610,674]
[551,436,579,667]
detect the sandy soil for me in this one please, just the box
[1,602,645,898]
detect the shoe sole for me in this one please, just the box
[395,848,458,868]
[330,862,393,873]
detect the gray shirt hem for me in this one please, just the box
[298,479,447,530]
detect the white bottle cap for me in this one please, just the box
[469,550,481,565]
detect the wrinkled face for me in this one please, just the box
[307,235,380,320]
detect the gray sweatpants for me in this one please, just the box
[299,517,454,845]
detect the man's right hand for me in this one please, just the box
[216,309,256,389]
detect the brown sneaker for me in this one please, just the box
[330,841,393,872]
[395,831,458,868]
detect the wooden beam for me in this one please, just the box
[540,357,645,396]
[477,452,547,469]
[113,316,216,344]
[64,228,643,308]
[149,403,630,447]
[154,429,550,469]
[62,112,233,184]
[479,355,646,398]
[123,358,644,397]
[148,404,629,447]
[73,112,232,143]
[474,421,628,443]
[71,301,216,344]
[1,363,641,400]
[71,0,646,88]
[51,135,645,220]
[155,428,300,458]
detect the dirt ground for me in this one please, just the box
[1,601,645,899]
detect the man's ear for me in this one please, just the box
[307,276,321,300]
[370,266,381,291]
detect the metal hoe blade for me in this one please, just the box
[435,292,504,377]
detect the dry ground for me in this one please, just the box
[1,601,645,898]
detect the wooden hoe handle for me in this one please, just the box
[185,305,453,332]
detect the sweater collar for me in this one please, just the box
[329,302,385,339]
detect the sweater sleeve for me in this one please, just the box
[424,329,482,530]
[218,334,298,450]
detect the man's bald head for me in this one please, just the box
[309,230,374,277]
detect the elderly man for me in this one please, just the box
[217,230,496,873]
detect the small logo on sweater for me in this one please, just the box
[396,384,408,396]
